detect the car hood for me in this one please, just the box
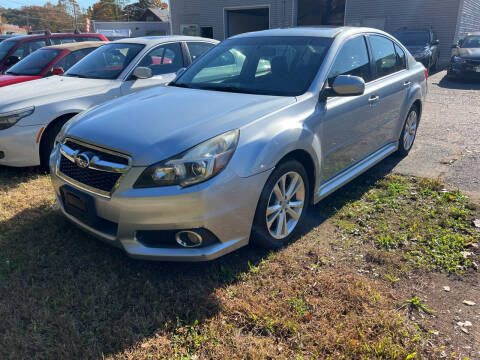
[0,74,40,87]
[456,48,480,60]
[406,45,428,54]
[66,86,296,166]
[0,75,114,112]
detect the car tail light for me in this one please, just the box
[424,67,428,80]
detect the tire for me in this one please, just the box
[39,118,69,172]
[252,159,310,249]
[396,105,419,157]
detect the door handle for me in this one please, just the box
[404,81,412,87]
[368,95,380,104]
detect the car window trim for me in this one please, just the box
[122,41,184,82]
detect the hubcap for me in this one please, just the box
[403,111,418,151]
[266,171,305,240]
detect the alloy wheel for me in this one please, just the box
[403,110,418,151]
[265,171,305,240]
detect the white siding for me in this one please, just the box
[455,0,480,41]
[171,0,295,40]
[345,0,462,64]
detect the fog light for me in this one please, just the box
[175,231,203,248]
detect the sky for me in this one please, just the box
[3,0,168,10]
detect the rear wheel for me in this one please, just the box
[252,159,310,249]
[397,106,419,157]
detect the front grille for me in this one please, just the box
[60,155,122,192]
[64,140,129,165]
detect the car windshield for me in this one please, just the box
[0,40,18,61]
[172,36,333,96]
[393,31,430,46]
[65,43,144,79]
[6,48,62,76]
[461,35,480,48]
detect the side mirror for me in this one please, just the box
[51,67,64,76]
[133,66,153,79]
[176,67,186,77]
[331,75,365,96]
[432,39,440,45]
[4,55,20,68]
[458,39,464,46]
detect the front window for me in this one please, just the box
[65,43,144,80]
[461,35,480,48]
[6,49,62,76]
[393,31,431,46]
[0,40,18,61]
[172,36,333,96]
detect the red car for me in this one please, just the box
[0,41,107,87]
[0,31,108,73]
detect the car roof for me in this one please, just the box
[230,26,386,39]
[4,33,104,41]
[111,35,219,45]
[43,41,107,51]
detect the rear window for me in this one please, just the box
[0,40,18,61]
[6,48,62,76]
[393,31,431,46]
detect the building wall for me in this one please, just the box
[170,0,295,40]
[92,22,170,37]
[345,0,462,64]
[455,0,480,41]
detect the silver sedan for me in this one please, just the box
[50,27,427,261]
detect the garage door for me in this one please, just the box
[226,8,269,38]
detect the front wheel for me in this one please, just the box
[252,159,310,249]
[397,106,419,157]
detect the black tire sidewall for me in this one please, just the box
[39,120,66,171]
[252,159,310,249]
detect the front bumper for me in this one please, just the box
[50,145,271,261]
[448,62,480,79]
[0,124,43,167]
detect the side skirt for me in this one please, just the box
[313,142,398,204]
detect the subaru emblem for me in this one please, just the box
[75,152,91,169]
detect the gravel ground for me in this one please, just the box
[383,70,480,202]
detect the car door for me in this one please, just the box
[320,35,378,181]
[366,35,410,149]
[120,42,185,95]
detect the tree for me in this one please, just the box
[124,0,168,21]
[88,0,125,21]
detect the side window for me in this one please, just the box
[369,35,398,79]
[327,36,371,85]
[394,43,406,71]
[12,39,47,58]
[187,42,215,62]
[137,42,184,76]
[50,48,96,75]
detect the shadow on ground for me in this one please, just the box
[0,155,403,359]
[0,165,44,191]
[436,73,480,90]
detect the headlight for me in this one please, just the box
[0,106,34,130]
[135,129,239,188]
[452,56,465,64]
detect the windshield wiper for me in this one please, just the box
[199,85,270,95]
[65,73,87,78]
[169,83,190,88]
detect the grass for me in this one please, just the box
[0,166,478,359]
[335,175,479,275]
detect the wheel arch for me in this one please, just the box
[39,112,78,160]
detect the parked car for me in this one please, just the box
[0,36,218,169]
[0,34,15,43]
[393,29,439,71]
[0,31,108,73]
[448,32,480,80]
[0,41,106,88]
[49,27,427,261]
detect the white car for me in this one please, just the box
[0,36,218,169]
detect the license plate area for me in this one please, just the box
[60,185,96,226]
